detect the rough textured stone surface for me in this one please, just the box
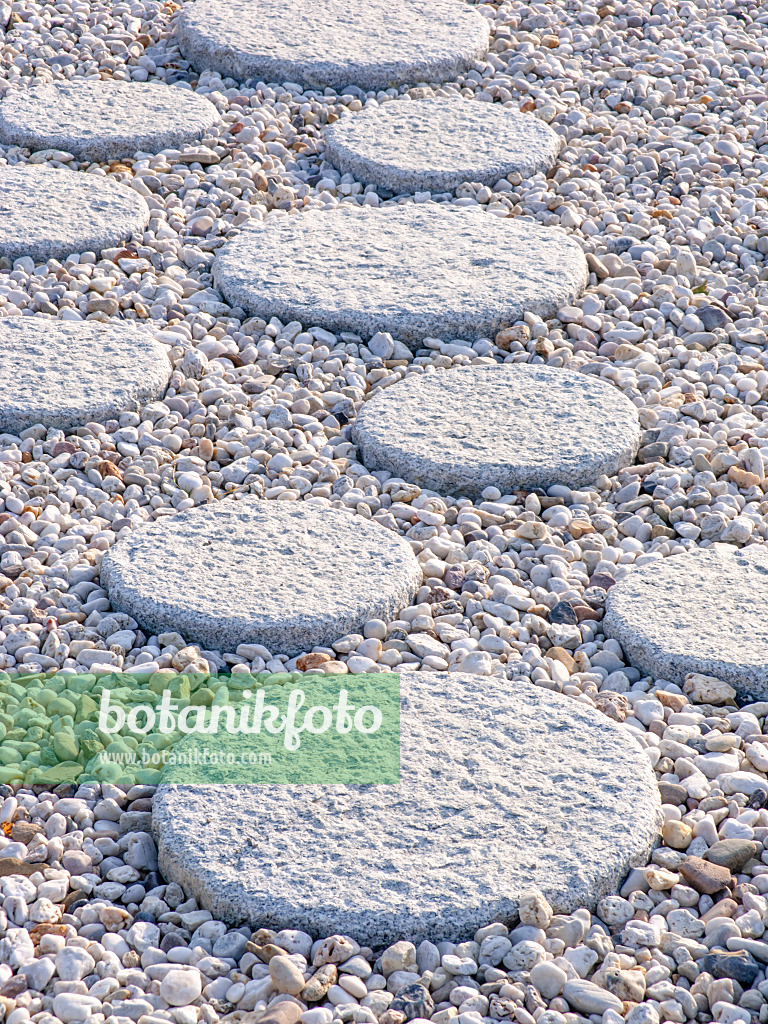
[0,80,219,162]
[324,97,560,194]
[153,672,661,945]
[176,0,489,91]
[604,544,768,700]
[214,206,588,346]
[100,497,421,655]
[0,319,171,434]
[353,364,640,498]
[0,166,149,262]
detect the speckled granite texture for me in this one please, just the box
[353,364,640,498]
[176,0,489,91]
[154,672,661,946]
[214,205,588,346]
[100,497,422,655]
[0,319,171,433]
[324,97,560,193]
[0,165,149,261]
[0,80,219,161]
[604,543,768,700]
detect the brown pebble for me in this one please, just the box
[0,857,37,877]
[679,855,732,894]
[656,691,688,713]
[247,1000,303,1024]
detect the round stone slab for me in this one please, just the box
[153,672,661,945]
[100,497,421,655]
[324,98,560,194]
[0,166,149,262]
[0,81,219,162]
[0,319,171,434]
[214,206,588,346]
[177,0,489,91]
[354,365,640,497]
[604,544,768,700]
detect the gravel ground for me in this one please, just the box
[3,0,768,1018]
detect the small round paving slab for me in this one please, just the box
[0,318,171,434]
[153,671,661,946]
[353,364,640,498]
[324,97,560,194]
[0,166,149,262]
[176,0,489,91]
[604,544,768,700]
[0,81,219,162]
[214,206,588,346]
[100,497,421,655]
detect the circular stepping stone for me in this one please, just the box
[324,98,560,194]
[604,544,768,699]
[0,166,149,262]
[0,81,219,162]
[0,319,171,434]
[153,672,661,945]
[353,364,640,498]
[100,497,421,655]
[177,0,489,91]
[214,206,588,346]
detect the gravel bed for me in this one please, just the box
[2,0,768,1021]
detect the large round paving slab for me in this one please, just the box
[214,206,588,346]
[604,544,768,700]
[100,497,421,655]
[0,319,171,434]
[176,0,489,92]
[153,671,662,946]
[323,98,560,194]
[0,81,219,162]
[0,166,149,262]
[353,364,641,498]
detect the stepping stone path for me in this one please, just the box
[0,165,148,262]
[604,543,768,700]
[100,497,421,656]
[0,319,171,434]
[323,97,560,194]
[153,671,662,946]
[0,80,219,162]
[354,364,640,499]
[214,206,588,346]
[176,0,489,91]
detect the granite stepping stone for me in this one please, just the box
[0,165,149,262]
[214,205,588,346]
[100,497,421,655]
[176,0,489,91]
[0,80,219,162]
[353,364,640,498]
[323,97,560,194]
[604,544,768,700]
[0,319,171,434]
[152,671,662,946]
